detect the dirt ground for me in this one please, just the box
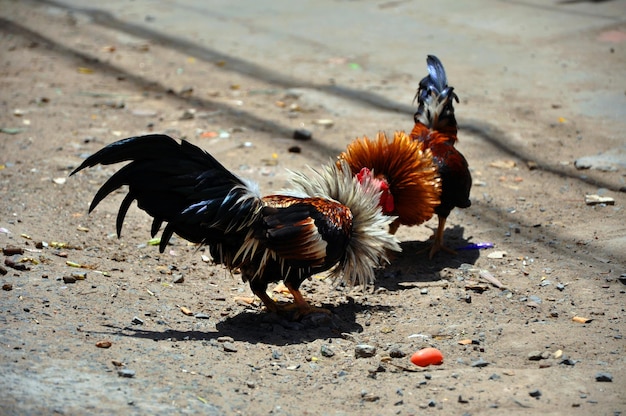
[1,1,625,415]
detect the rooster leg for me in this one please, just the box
[249,280,330,319]
[283,282,331,318]
[252,288,281,314]
[428,215,457,259]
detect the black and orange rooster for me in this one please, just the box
[410,55,472,258]
[70,135,400,319]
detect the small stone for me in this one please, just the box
[355,344,377,358]
[487,250,507,259]
[595,372,613,382]
[320,344,335,357]
[246,380,256,389]
[471,358,489,367]
[528,351,543,361]
[488,373,501,381]
[559,358,576,366]
[117,369,136,378]
[389,347,406,358]
[194,313,210,320]
[222,342,238,353]
[293,128,312,141]
[2,283,12,291]
[172,274,184,284]
[556,283,565,291]
[529,389,542,398]
[131,316,144,325]
[420,288,429,295]
[96,340,112,348]
[62,275,76,284]
[217,336,234,343]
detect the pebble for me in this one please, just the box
[389,347,406,358]
[222,342,238,353]
[529,389,542,398]
[488,373,501,381]
[355,344,377,358]
[2,283,13,291]
[420,288,429,295]
[172,274,184,284]
[131,316,144,325]
[595,372,613,382]
[117,369,136,378]
[320,344,335,357]
[62,275,76,284]
[194,313,210,320]
[556,283,565,291]
[471,358,490,368]
[293,128,312,141]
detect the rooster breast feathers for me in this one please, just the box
[70,134,400,291]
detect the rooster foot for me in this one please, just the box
[427,242,457,259]
[277,302,332,321]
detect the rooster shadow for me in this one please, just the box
[375,225,480,291]
[92,298,389,346]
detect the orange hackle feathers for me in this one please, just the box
[338,131,441,231]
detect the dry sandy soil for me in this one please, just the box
[1,1,625,415]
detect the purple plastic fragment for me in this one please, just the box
[456,242,494,251]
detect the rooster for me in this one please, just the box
[70,134,400,319]
[338,131,441,236]
[410,55,472,258]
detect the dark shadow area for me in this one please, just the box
[88,300,393,345]
[375,225,481,291]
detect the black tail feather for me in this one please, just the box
[71,134,262,252]
[414,55,459,135]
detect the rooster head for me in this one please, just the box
[356,167,395,214]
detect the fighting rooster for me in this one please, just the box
[338,131,441,236]
[410,55,472,258]
[70,135,400,319]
